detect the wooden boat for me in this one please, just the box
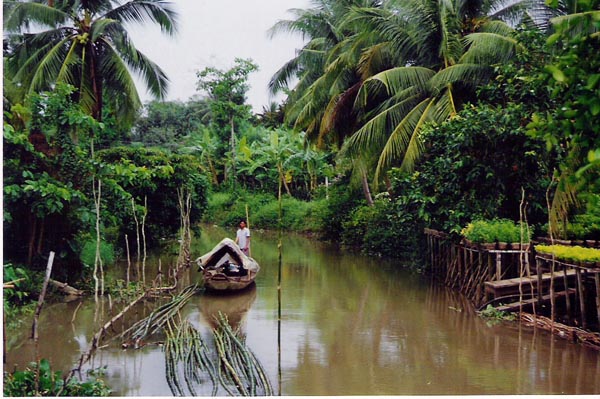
[196,238,260,292]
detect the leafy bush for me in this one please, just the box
[341,196,422,257]
[462,219,531,243]
[97,147,209,244]
[79,239,116,267]
[203,190,325,232]
[535,245,600,263]
[549,194,600,240]
[3,359,111,396]
[407,103,551,235]
[479,305,517,323]
[315,183,364,241]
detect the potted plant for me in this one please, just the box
[535,245,600,268]
[461,219,531,249]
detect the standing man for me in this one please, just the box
[235,220,251,256]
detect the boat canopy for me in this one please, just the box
[196,238,259,272]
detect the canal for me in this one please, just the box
[5,225,600,395]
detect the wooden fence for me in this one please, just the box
[424,228,600,333]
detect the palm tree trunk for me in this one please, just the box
[361,169,374,206]
[230,116,236,186]
[36,219,45,255]
[89,45,102,122]
[28,216,37,266]
[207,157,219,185]
[278,164,292,196]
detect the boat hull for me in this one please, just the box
[196,238,260,293]
[203,270,258,291]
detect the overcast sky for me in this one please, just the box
[128,0,311,112]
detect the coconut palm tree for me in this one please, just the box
[338,0,535,184]
[271,0,531,192]
[3,0,178,126]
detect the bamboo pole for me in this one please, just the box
[277,163,283,396]
[595,273,600,328]
[550,259,556,328]
[576,269,587,329]
[245,204,251,257]
[93,180,102,300]
[563,266,573,323]
[131,198,141,281]
[142,196,148,285]
[31,251,55,341]
[125,234,131,286]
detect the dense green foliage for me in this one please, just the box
[4,84,100,274]
[96,146,209,245]
[3,84,209,281]
[3,0,599,288]
[132,99,210,149]
[3,359,110,396]
[391,102,550,235]
[203,190,326,233]
[196,58,259,186]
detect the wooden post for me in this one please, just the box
[595,272,600,328]
[428,234,433,272]
[536,258,543,306]
[563,266,572,323]
[576,269,587,329]
[550,260,556,324]
[31,252,55,341]
[495,252,502,281]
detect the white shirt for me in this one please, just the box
[236,227,250,249]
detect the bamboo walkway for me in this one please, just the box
[424,228,600,333]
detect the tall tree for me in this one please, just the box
[196,58,258,186]
[273,0,537,188]
[3,0,178,126]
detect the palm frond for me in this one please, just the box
[97,38,143,122]
[364,66,435,96]
[3,1,69,32]
[342,93,423,159]
[375,97,434,180]
[102,25,170,99]
[102,0,178,36]
[56,40,81,84]
[460,32,518,64]
[550,11,600,38]
[357,41,392,79]
[28,36,74,92]
[428,63,492,94]
[268,56,300,95]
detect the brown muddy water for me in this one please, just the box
[5,225,600,395]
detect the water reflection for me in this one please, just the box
[4,224,600,396]
[199,286,257,330]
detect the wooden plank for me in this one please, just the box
[495,289,577,313]
[484,269,577,299]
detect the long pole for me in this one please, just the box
[32,251,55,341]
[246,204,251,257]
[277,167,283,396]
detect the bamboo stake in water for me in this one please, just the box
[277,170,283,396]
[31,251,55,341]
[142,196,148,285]
[125,233,131,286]
[131,197,141,282]
[245,204,252,257]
